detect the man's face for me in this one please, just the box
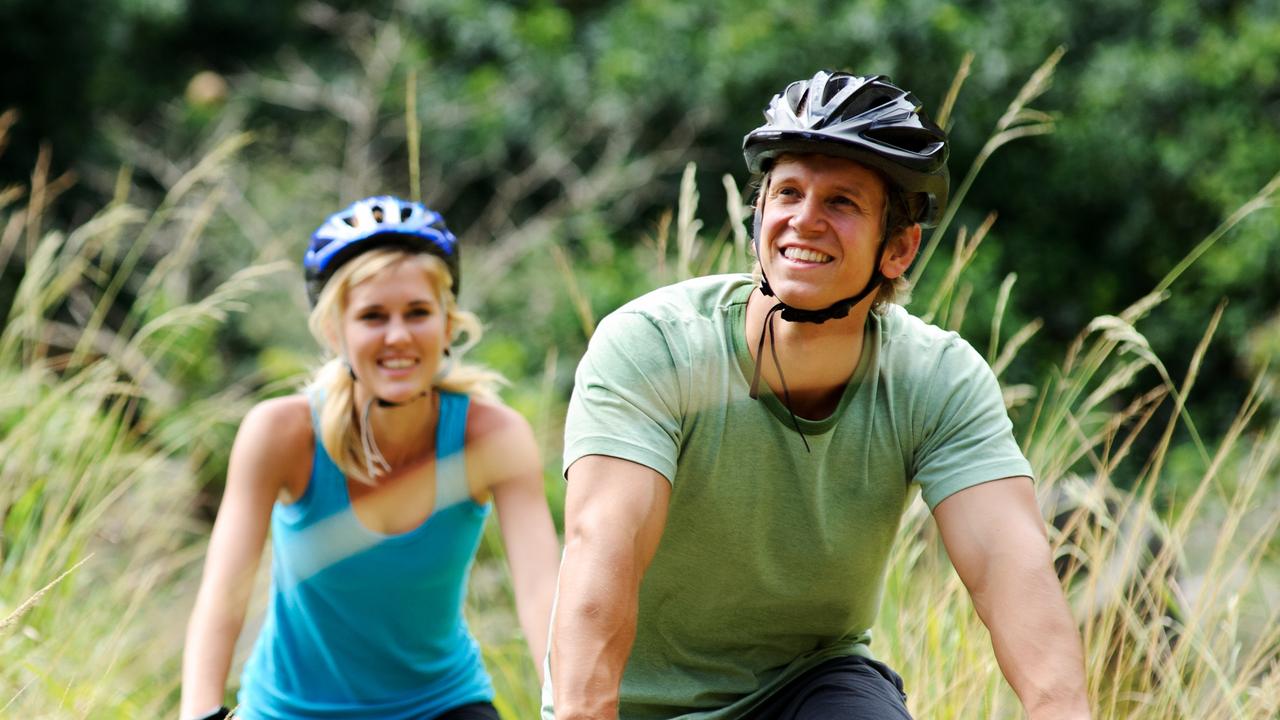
[757,154,889,312]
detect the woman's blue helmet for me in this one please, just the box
[304,195,460,305]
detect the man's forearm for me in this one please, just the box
[937,480,1091,720]
[978,562,1091,720]
[551,537,643,720]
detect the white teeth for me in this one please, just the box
[784,247,833,263]
[380,358,415,369]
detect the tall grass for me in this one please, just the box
[1,46,1277,720]
[0,121,287,716]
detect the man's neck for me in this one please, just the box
[744,288,872,420]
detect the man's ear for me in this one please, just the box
[880,224,922,279]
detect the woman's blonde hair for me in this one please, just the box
[306,247,504,484]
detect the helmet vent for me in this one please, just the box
[304,196,462,305]
[820,75,851,105]
[743,71,950,226]
[865,127,940,154]
[838,86,898,121]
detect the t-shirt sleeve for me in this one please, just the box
[913,338,1034,509]
[563,310,683,484]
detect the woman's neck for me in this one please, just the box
[354,387,439,468]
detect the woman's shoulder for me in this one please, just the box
[236,394,315,462]
[463,396,538,487]
[464,396,534,444]
[235,394,315,501]
[245,393,312,428]
[224,394,315,502]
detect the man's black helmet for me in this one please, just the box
[743,71,949,226]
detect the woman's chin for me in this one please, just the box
[365,380,432,405]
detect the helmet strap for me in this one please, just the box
[373,392,430,409]
[748,301,811,453]
[748,191,891,454]
[360,395,393,479]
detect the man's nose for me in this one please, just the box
[788,195,825,234]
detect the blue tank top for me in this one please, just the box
[237,391,494,719]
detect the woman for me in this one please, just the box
[181,196,560,720]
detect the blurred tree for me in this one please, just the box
[1,0,1276,493]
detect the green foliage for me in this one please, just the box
[1,1,1278,717]
[10,0,1275,440]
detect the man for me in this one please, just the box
[547,71,1090,720]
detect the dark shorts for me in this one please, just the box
[430,701,500,720]
[750,655,913,719]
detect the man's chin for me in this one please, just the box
[765,285,837,312]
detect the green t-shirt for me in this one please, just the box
[548,274,1032,720]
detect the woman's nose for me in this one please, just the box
[385,316,411,344]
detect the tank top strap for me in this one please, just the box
[433,391,473,510]
[283,386,347,520]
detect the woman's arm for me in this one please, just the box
[469,400,560,682]
[180,396,312,718]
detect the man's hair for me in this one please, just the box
[748,160,921,311]
[877,179,924,309]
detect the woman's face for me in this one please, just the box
[341,259,449,404]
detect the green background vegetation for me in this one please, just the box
[1,0,1277,717]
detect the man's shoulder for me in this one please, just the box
[582,274,749,379]
[607,273,753,326]
[876,304,987,376]
[878,304,961,345]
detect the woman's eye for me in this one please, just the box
[359,312,386,322]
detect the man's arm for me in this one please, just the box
[933,476,1091,720]
[552,454,671,720]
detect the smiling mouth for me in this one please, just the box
[782,247,833,263]
[378,358,418,369]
